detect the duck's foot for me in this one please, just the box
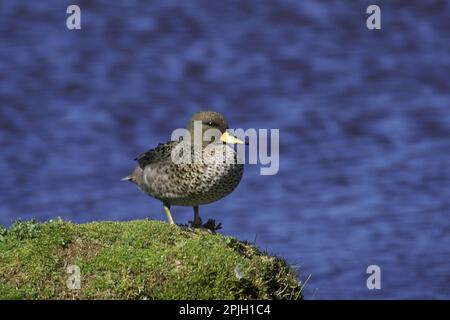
[187,217,202,229]
[187,218,222,233]
[192,217,203,228]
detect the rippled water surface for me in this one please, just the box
[1,0,449,299]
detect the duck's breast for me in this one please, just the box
[137,144,244,206]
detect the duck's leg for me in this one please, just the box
[193,206,202,227]
[163,203,175,225]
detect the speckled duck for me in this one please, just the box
[122,111,244,226]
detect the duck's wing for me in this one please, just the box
[135,140,179,169]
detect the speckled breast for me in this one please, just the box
[138,143,244,206]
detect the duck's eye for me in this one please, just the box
[204,120,219,127]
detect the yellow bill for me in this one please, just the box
[220,131,244,144]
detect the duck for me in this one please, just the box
[122,111,244,227]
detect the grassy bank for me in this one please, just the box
[0,219,302,299]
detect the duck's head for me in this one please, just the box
[186,111,244,146]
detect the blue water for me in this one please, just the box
[1,0,449,299]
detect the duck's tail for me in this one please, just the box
[121,167,141,182]
[121,175,133,182]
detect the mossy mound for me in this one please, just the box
[0,219,302,300]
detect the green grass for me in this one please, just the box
[0,219,302,300]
